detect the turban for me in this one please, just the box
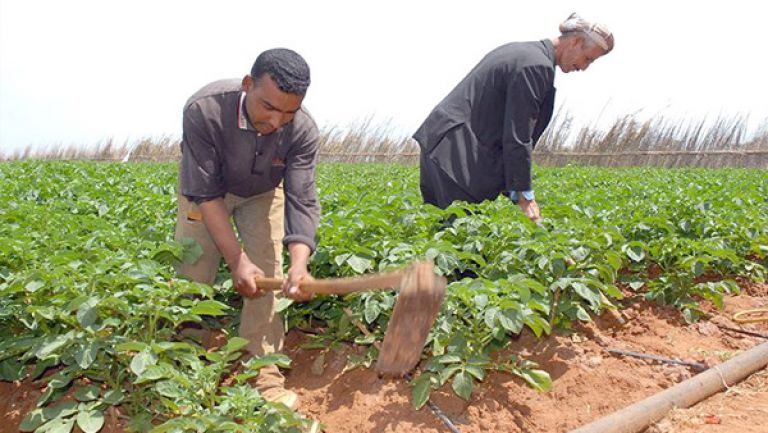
[559,13,614,53]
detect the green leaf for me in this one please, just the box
[465,365,485,381]
[36,386,56,407]
[244,353,292,370]
[47,370,73,390]
[36,334,72,358]
[38,417,75,433]
[571,282,600,309]
[576,305,591,322]
[605,251,623,271]
[130,349,157,376]
[411,373,433,409]
[550,258,566,277]
[275,297,294,313]
[347,255,373,274]
[155,380,185,399]
[19,408,46,432]
[437,354,462,364]
[221,336,249,355]
[683,308,696,324]
[0,359,26,381]
[115,342,148,353]
[625,243,646,262]
[126,413,153,433]
[24,280,44,293]
[73,385,100,402]
[74,342,99,369]
[522,278,547,296]
[151,245,180,266]
[364,299,380,324]
[134,364,175,384]
[42,400,78,420]
[473,294,489,309]
[519,368,552,392]
[103,389,125,405]
[602,284,624,299]
[692,260,705,276]
[524,314,551,337]
[76,298,99,328]
[483,307,499,328]
[76,409,105,433]
[354,334,377,345]
[189,299,229,316]
[451,370,473,400]
[497,308,524,334]
[437,363,463,385]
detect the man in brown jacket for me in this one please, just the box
[414,13,614,222]
[176,48,319,409]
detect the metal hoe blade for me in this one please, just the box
[375,261,446,376]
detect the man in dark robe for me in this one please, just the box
[414,13,614,222]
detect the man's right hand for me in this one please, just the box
[518,197,541,223]
[230,251,266,298]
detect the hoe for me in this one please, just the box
[254,261,446,376]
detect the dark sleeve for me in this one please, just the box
[179,101,226,202]
[282,124,320,251]
[501,65,553,192]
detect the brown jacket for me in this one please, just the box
[179,79,320,250]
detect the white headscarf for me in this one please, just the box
[559,13,614,53]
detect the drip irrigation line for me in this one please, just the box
[717,324,768,339]
[606,348,709,372]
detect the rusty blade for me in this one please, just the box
[375,261,446,376]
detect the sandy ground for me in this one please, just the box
[284,283,768,433]
[2,284,766,433]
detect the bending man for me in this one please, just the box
[176,48,319,409]
[414,13,614,222]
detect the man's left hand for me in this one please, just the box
[282,266,315,302]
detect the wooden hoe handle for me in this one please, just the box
[253,269,404,295]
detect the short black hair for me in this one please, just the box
[250,48,311,95]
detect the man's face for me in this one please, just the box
[242,74,304,135]
[558,36,606,73]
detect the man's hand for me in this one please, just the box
[282,265,314,302]
[518,197,541,223]
[230,251,266,298]
[283,242,314,302]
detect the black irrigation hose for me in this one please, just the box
[606,348,709,372]
[718,324,768,339]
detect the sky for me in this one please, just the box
[1,0,767,153]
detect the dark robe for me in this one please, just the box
[414,40,557,208]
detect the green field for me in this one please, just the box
[1,161,766,432]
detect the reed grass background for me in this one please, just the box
[2,112,766,168]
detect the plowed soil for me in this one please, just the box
[3,284,767,433]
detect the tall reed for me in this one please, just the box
[2,113,766,168]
